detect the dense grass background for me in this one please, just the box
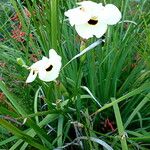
[0,0,150,149]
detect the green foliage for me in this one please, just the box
[0,0,150,149]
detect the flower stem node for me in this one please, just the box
[26,49,62,83]
[65,1,121,39]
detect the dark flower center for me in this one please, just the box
[88,19,98,25]
[33,71,35,75]
[46,65,53,71]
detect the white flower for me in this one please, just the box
[26,49,62,83]
[65,1,121,39]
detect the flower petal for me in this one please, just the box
[75,24,94,39]
[75,22,107,39]
[30,59,44,70]
[26,70,37,83]
[38,68,47,80]
[49,49,58,58]
[49,49,62,62]
[65,7,91,26]
[39,69,59,82]
[42,56,49,62]
[38,60,61,82]
[101,4,121,25]
[92,22,108,38]
[77,1,100,8]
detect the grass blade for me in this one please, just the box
[0,119,49,150]
[91,83,150,116]
[111,98,128,150]
[57,114,64,147]
[124,93,150,128]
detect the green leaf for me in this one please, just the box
[0,119,49,150]
[92,83,150,116]
[111,98,128,150]
[124,93,150,128]
[0,80,53,149]
[57,114,64,147]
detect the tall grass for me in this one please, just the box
[0,0,150,149]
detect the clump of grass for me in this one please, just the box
[0,0,150,149]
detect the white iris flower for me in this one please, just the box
[65,1,121,39]
[26,49,62,83]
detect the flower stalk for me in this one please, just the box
[50,0,59,50]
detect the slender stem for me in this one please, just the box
[50,0,59,50]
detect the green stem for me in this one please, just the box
[50,0,59,50]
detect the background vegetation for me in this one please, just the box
[0,0,150,149]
